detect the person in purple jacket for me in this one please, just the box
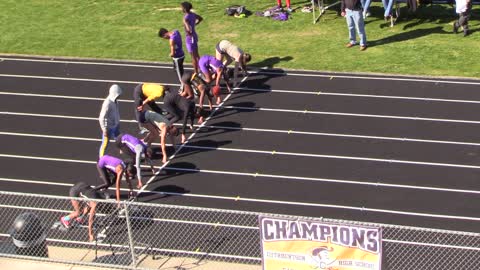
[94,155,136,202]
[158,28,185,87]
[181,2,203,73]
[115,133,155,189]
[199,55,232,104]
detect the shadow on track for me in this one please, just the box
[174,139,232,160]
[193,121,242,140]
[210,101,256,119]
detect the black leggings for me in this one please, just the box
[173,57,185,84]
[94,166,114,191]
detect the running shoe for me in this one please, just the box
[60,216,71,228]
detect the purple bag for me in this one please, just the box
[272,11,289,21]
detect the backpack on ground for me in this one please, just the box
[225,5,246,16]
[272,11,289,21]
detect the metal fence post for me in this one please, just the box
[123,201,137,268]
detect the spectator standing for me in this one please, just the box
[341,0,367,51]
[453,0,472,36]
[158,28,185,87]
[360,0,371,19]
[277,0,292,12]
[181,2,203,73]
[98,84,122,158]
[382,0,394,23]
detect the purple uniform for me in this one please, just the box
[199,55,224,76]
[170,30,184,58]
[184,13,198,53]
[98,155,125,173]
[119,134,146,153]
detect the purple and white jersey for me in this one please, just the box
[170,30,184,58]
[98,155,125,173]
[184,13,198,38]
[120,134,146,153]
[199,55,224,75]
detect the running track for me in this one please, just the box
[1,55,480,233]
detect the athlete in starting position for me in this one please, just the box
[61,182,103,242]
[199,55,232,104]
[115,133,155,188]
[215,40,251,84]
[94,155,136,202]
[138,110,178,163]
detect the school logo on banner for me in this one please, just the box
[259,216,382,270]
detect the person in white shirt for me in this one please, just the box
[215,40,251,87]
[453,0,472,36]
[215,40,251,72]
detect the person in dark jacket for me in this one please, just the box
[341,0,367,51]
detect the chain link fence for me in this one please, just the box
[0,191,479,269]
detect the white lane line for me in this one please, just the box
[2,91,480,124]
[312,91,480,104]
[250,69,480,85]
[1,154,480,195]
[3,130,479,161]
[5,130,480,173]
[8,91,480,123]
[0,56,175,69]
[0,111,136,122]
[0,99,480,124]
[0,73,181,87]
[0,175,478,222]
[6,86,480,105]
[0,177,73,187]
[137,74,250,196]
[237,87,480,104]
[163,166,480,194]
[0,131,101,142]
[3,111,480,147]
[204,126,480,147]
[2,130,480,169]
[3,56,480,85]
[220,105,480,124]
[0,153,96,164]
[0,91,110,101]
[131,189,480,222]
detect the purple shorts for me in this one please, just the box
[185,34,198,53]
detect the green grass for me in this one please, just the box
[1,0,479,77]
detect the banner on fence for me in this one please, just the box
[259,216,382,270]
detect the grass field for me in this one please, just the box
[1,0,479,77]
